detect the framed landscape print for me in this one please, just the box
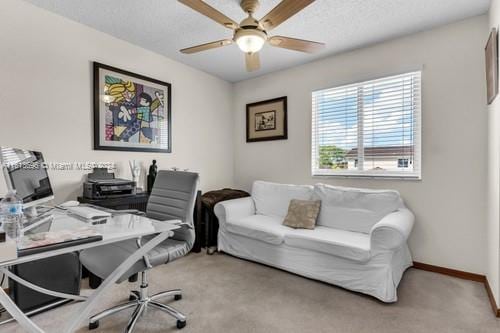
[93,62,171,153]
[486,28,499,105]
[246,97,287,142]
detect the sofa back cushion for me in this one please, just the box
[313,184,402,233]
[252,181,314,219]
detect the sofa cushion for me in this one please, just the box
[313,184,402,234]
[282,199,321,229]
[226,215,288,245]
[252,181,313,219]
[284,226,371,262]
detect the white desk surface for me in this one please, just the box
[0,207,181,333]
[0,208,181,268]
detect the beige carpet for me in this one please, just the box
[2,252,500,333]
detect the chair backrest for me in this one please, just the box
[146,170,199,248]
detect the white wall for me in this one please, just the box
[0,0,234,202]
[488,0,500,308]
[233,16,489,274]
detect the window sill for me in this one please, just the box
[312,172,421,181]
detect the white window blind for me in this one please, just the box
[312,71,421,179]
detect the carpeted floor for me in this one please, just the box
[3,252,500,333]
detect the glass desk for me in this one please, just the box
[0,208,180,333]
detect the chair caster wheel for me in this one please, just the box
[177,320,186,329]
[89,321,99,330]
[174,294,182,301]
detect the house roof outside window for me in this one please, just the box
[345,146,414,160]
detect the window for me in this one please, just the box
[312,71,421,179]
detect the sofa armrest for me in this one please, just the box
[214,197,256,226]
[370,208,415,251]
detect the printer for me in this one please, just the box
[83,168,136,199]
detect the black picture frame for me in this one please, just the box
[93,62,172,153]
[246,97,288,142]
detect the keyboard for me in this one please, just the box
[66,206,112,220]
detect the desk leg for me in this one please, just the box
[0,287,44,333]
[63,230,172,333]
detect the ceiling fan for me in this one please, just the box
[178,0,325,72]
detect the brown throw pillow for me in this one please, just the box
[283,199,321,229]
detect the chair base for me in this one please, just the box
[88,272,186,332]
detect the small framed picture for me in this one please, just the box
[486,28,499,105]
[246,97,287,142]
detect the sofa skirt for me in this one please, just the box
[218,229,412,303]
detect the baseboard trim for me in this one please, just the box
[413,261,499,317]
[412,261,485,283]
[484,278,500,318]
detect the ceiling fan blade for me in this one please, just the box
[181,39,233,54]
[178,0,238,30]
[259,0,315,31]
[245,52,261,72]
[268,36,325,53]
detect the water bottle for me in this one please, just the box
[0,190,24,240]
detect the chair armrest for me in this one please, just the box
[214,197,255,226]
[370,208,415,251]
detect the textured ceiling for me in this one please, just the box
[23,0,490,82]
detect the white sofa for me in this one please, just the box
[214,181,415,302]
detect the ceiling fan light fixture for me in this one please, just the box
[235,29,266,53]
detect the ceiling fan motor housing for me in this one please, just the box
[239,16,263,30]
[234,28,267,43]
[235,16,268,47]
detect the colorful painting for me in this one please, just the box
[94,62,171,152]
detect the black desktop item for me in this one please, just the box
[83,168,136,199]
[9,253,82,312]
[147,160,158,194]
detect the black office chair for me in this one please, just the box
[80,170,199,332]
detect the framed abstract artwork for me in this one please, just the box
[486,28,499,105]
[246,96,287,142]
[93,62,172,153]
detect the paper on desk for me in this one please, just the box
[18,227,101,250]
